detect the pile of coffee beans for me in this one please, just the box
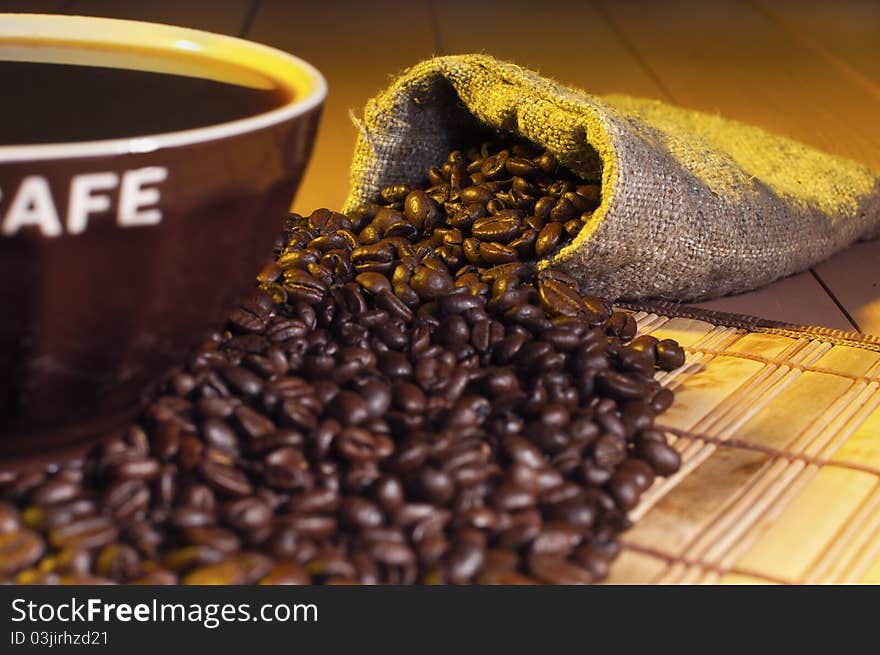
[0,138,684,584]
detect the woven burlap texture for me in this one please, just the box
[344,54,880,301]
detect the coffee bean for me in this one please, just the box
[29,478,81,506]
[0,529,44,575]
[472,215,521,243]
[528,554,593,584]
[337,428,394,462]
[342,497,384,530]
[531,522,583,556]
[260,561,311,585]
[502,436,545,469]
[538,278,585,318]
[505,157,538,178]
[656,339,686,370]
[202,418,240,455]
[234,406,276,439]
[94,543,141,581]
[596,370,651,400]
[608,473,641,511]
[102,480,150,522]
[185,526,241,554]
[109,457,161,481]
[478,242,517,265]
[49,516,117,550]
[224,497,272,534]
[410,265,454,300]
[418,468,455,505]
[183,558,246,585]
[325,390,367,425]
[638,439,681,476]
[535,222,563,257]
[282,268,327,304]
[0,502,21,534]
[221,366,265,396]
[650,387,675,414]
[1,136,684,586]
[457,185,491,205]
[446,540,485,584]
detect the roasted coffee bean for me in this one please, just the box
[356,271,393,296]
[656,339,686,370]
[202,418,240,455]
[531,522,583,556]
[103,479,150,522]
[327,391,370,426]
[410,265,454,300]
[472,215,521,243]
[538,278,585,318]
[342,497,384,530]
[460,185,494,205]
[596,370,651,400]
[182,558,247,585]
[0,529,44,575]
[94,543,141,581]
[200,460,253,497]
[185,526,241,554]
[49,517,117,550]
[479,242,517,265]
[638,438,682,476]
[446,540,485,584]
[108,457,161,481]
[0,502,21,534]
[535,222,563,257]
[224,497,272,534]
[650,387,675,414]
[0,137,683,586]
[528,554,593,584]
[260,561,311,585]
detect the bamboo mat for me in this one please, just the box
[606,304,880,585]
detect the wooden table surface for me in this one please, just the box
[3,0,879,334]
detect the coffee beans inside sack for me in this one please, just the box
[347,55,880,301]
[0,137,685,585]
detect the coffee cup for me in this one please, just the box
[0,14,326,461]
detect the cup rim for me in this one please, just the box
[0,13,327,163]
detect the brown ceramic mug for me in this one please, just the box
[0,14,326,461]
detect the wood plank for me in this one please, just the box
[433,0,666,98]
[813,240,880,336]
[596,0,865,329]
[0,2,64,11]
[0,1,67,11]
[247,0,436,214]
[62,0,252,34]
[752,0,880,336]
[755,0,880,88]
[693,271,856,332]
[597,0,880,169]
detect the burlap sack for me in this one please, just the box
[344,55,880,301]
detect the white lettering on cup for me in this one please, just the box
[118,166,168,227]
[67,172,119,234]
[1,176,63,237]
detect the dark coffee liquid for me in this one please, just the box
[0,60,291,145]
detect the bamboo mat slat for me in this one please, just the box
[607,309,880,584]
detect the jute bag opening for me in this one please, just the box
[344,55,880,302]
